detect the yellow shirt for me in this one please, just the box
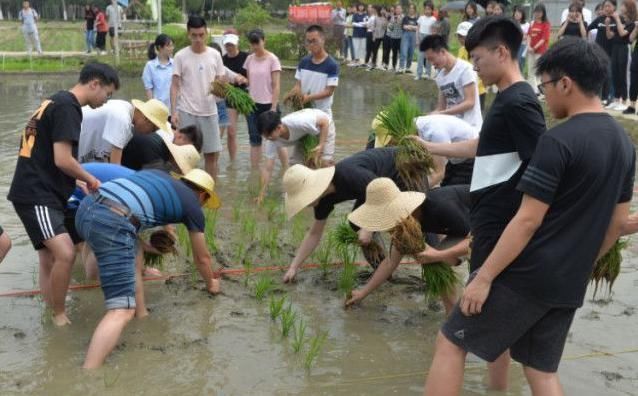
[458,47,486,96]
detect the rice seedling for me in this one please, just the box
[210,80,256,115]
[280,304,297,337]
[291,216,307,246]
[149,230,177,254]
[391,216,459,299]
[253,274,276,301]
[330,217,360,299]
[377,90,435,191]
[262,197,280,222]
[304,332,328,370]
[243,257,253,288]
[232,201,244,223]
[176,224,192,258]
[283,87,312,111]
[240,214,257,241]
[143,252,165,271]
[337,248,358,300]
[204,209,219,253]
[590,239,628,297]
[314,238,334,278]
[291,319,307,354]
[259,224,281,260]
[269,295,287,320]
[329,217,359,257]
[299,134,320,168]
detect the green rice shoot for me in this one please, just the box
[421,262,460,300]
[280,304,296,337]
[204,209,218,253]
[590,239,628,298]
[304,332,328,370]
[253,274,276,301]
[291,318,307,353]
[269,295,287,320]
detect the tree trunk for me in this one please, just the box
[61,0,68,21]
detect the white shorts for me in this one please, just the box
[264,122,335,164]
[178,110,221,154]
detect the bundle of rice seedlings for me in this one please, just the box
[283,88,312,111]
[590,239,627,298]
[377,90,435,191]
[337,254,357,300]
[299,134,320,169]
[149,230,177,254]
[143,251,165,271]
[361,239,385,270]
[209,80,256,115]
[329,218,359,256]
[391,216,459,299]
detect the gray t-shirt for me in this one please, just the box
[18,8,38,33]
[106,4,123,28]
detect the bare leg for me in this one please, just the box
[204,152,220,181]
[134,246,148,318]
[83,308,136,369]
[250,146,262,170]
[488,350,511,391]
[226,109,238,162]
[37,248,54,306]
[0,232,11,263]
[523,366,564,396]
[423,331,467,396]
[277,146,289,170]
[42,233,76,326]
[441,288,459,317]
[80,243,99,281]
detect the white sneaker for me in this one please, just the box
[615,104,628,111]
[414,75,421,80]
[605,102,618,110]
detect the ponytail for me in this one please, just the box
[148,33,173,61]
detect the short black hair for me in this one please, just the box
[420,34,448,52]
[257,111,282,136]
[536,37,609,96]
[179,125,203,152]
[423,1,434,9]
[465,16,522,59]
[79,62,120,90]
[306,24,325,37]
[187,15,206,30]
[248,29,265,44]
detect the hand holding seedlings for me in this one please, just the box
[345,289,365,308]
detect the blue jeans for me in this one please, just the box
[75,195,137,310]
[518,44,527,74]
[416,34,431,78]
[343,36,355,60]
[85,29,95,52]
[400,31,416,70]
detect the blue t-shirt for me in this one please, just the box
[98,169,205,232]
[295,55,339,116]
[68,163,134,209]
[352,13,367,38]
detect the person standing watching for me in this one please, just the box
[331,1,347,59]
[18,1,42,55]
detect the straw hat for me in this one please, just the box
[456,21,473,37]
[162,135,201,175]
[282,164,336,219]
[348,178,425,232]
[132,99,171,133]
[372,113,392,148]
[180,168,221,209]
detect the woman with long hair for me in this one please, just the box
[399,2,419,74]
[464,1,479,23]
[527,3,551,95]
[142,34,174,111]
[604,0,635,110]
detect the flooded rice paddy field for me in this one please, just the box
[0,73,637,395]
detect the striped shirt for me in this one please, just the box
[99,170,205,232]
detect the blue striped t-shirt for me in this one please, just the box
[99,169,205,232]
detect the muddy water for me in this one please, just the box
[0,73,637,395]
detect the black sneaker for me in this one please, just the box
[622,106,636,115]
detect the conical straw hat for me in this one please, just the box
[283,164,335,219]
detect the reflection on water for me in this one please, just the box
[0,73,527,396]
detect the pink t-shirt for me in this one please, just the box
[173,46,225,116]
[243,52,282,105]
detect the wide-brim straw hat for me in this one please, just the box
[132,98,171,133]
[348,177,425,232]
[283,164,335,219]
[162,135,200,175]
[372,113,392,148]
[180,168,221,209]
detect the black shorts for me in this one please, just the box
[442,276,576,373]
[13,204,81,249]
[441,159,474,187]
[108,27,116,37]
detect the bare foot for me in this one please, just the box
[209,278,221,295]
[136,309,149,319]
[52,313,71,327]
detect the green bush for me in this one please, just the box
[234,2,272,34]
[238,31,300,62]
[163,24,190,52]
[162,0,184,24]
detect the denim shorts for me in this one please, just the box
[75,195,138,310]
[246,103,277,147]
[217,100,229,127]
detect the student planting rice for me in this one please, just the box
[424,35,635,396]
[76,168,221,368]
[281,147,426,283]
[256,108,336,203]
[346,178,471,313]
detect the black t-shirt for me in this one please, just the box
[121,133,170,171]
[418,185,470,237]
[85,9,95,30]
[8,91,83,209]
[469,82,545,272]
[498,113,635,308]
[402,15,418,32]
[314,147,407,220]
[223,51,249,83]
[588,15,620,53]
[562,21,584,38]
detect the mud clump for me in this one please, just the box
[600,371,623,382]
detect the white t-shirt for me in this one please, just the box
[416,114,478,164]
[79,100,133,163]
[263,108,335,160]
[173,46,227,116]
[561,7,592,25]
[434,58,483,128]
[295,55,340,117]
[417,15,437,36]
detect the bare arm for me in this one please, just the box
[271,70,281,110]
[621,211,638,236]
[283,219,327,282]
[305,86,336,103]
[435,92,446,112]
[417,238,470,265]
[109,147,122,165]
[614,14,629,37]
[556,20,569,38]
[597,202,631,259]
[412,136,479,159]
[170,75,180,126]
[190,231,218,294]
[630,23,638,42]
[257,157,276,205]
[53,142,99,190]
[315,115,330,153]
[437,83,476,116]
[579,19,588,38]
[346,246,403,306]
[428,154,447,188]
[145,89,153,100]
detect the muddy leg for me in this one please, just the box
[43,233,76,326]
[523,365,564,396]
[423,331,467,396]
[488,350,511,391]
[83,308,136,369]
[134,246,148,318]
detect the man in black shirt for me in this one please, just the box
[346,179,471,313]
[421,17,546,393]
[7,63,119,327]
[281,147,424,283]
